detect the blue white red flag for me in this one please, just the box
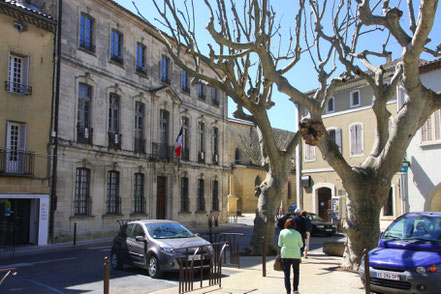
[174,126,183,157]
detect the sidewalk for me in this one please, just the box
[149,249,364,294]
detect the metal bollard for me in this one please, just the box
[104,257,110,294]
[73,223,77,246]
[364,249,370,294]
[262,236,266,277]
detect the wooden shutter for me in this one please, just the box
[350,125,355,155]
[336,128,342,152]
[434,109,441,141]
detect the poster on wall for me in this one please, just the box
[332,198,340,220]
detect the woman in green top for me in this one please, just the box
[278,218,303,294]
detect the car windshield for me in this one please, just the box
[145,222,195,239]
[382,215,441,242]
[308,214,325,222]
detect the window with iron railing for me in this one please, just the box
[181,177,189,212]
[74,168,91,215]
[108,93,121,149]
[77,83,92,144]
[6,54,31,95]
[212,180,219,211]
[133,173,145,214]
[197,179,205,212]
[106,170,121,215]
[134,102,145,153]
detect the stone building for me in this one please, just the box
[32,0,228,243]
[226,119,296,214]
[0,0,56,246]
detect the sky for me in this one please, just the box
[115,0,441,132]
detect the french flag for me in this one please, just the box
[174,126,183,158]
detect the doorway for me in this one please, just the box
[156,176,167,219]
[0,199,32,247]
[318,188,332,222]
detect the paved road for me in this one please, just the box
[0,217,345,293]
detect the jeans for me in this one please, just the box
[282,258,300,293]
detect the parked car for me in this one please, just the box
[359,212,441,294]
[110,219,212,278]
[306,213,337,236]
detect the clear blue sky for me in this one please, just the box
[116,0,441,132]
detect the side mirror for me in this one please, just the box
[135,236,146,242]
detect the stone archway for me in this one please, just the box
[424,182,441,212]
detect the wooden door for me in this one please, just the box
[318,188,332,222]
[156,176,167,219]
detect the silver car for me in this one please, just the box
[110,219,212,278]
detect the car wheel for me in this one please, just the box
[110,250,123,270]
[147,255,162,278]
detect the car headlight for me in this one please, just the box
[416,265,441,274]
[317,225,324,229]
[159,245,174,254]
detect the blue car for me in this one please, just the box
[359,212,441,293]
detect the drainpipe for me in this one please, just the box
[295,102,303,209]
[49,0,63,244]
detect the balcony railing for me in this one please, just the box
[134,137,145,154]
[5,81,32,95]
[181,148,190,161]
[77,126,93,144]
[108,132,121,150]
[0,149,34,175]
[151,143,172,161]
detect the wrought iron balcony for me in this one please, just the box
[181,148,190,161]
[134,137,145,154]
[0,149,34,176]
[5,81,32,95]
[151,143,172,161]
[77,126,93,144]
[108,132,121,150]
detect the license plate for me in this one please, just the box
[191,255,203,261]
[375,271,401,281]
[325,229,333,231]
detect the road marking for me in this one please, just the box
[26,279,65,294]
[0,257,77,269]
[87,246,111,250]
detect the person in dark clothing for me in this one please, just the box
[293,208,307,256]
[302,210,312,258]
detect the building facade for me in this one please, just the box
[227,119,296,214]
[31,0,229,243]
[0,0,56,247]
[298,60,441,230]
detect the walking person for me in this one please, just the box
[302,210,312,258]
[278,218,304,294]
[293,208,307,256]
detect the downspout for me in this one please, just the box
[295,102,303,209]
[49,0,62,244]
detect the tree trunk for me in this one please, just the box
[341,182,390,270]
[247,172,283,255]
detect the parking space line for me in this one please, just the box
[26,279,66,294]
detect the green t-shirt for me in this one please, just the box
[278,228,303,259]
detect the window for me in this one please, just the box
[398,85,409,110]
[212,88,219,106]
[108,94,120,149]
[133,173,145,214]
[421,109,441,143]
[197,179,205,211]
[212,127,219,164]
[5,121,26,174]
[134,102,145,153]
[136,43,146,74]
[327,97,334,113]
[159,110,169,146]
[235,148,241,164]
[110,30,123,64]
[77,83,92,144]
[106,170,120,214]
[160,55,170,84]
[350,90,360,107]
[181,70,189,93]
[383,188,393,216]
[329,128,342,152]
[304,143,315,161]
[74,168,91,215]
[132,224,145,238]
[181,177,189,212]
[79,13,94,52]
[7,53,30,95]
[212,180,219,211]
[350,123,364,156]
[198,122,205,163]
[182,117,190,161]
[198,84,206,100]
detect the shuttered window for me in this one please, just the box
[350,123,363,156]
[421,109,441,143]
[329,128,342,152]
[304,143,315,161]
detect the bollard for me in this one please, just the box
[364,249,370,294]
[104,257,110,294]
[262,236,266,277]
[73,223,77,246]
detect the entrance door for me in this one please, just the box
[318,188,332,222]
[156,176,167,219]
